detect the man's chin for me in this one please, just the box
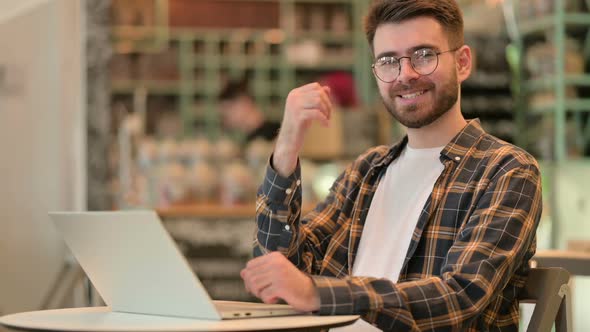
[387,107,424,127]
[390,112,441,129]
[399,119,431,129]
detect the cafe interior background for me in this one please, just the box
[1,0,590,329]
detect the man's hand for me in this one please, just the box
[240,252,320,312]
[273,83,333,177]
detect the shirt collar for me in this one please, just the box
[372,119,486,167]
[440,118,485,163]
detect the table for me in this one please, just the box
[532,250,590,276]
[0,306,359,332]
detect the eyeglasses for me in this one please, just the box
[371,47,460,83]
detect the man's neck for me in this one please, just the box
[406,106,467,149]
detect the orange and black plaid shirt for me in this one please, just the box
[254,120,542,331]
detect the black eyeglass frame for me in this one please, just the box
[371,46,461,83]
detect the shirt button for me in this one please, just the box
[455,157,461,161]
[284,225,290,231]
[286,188,293,194]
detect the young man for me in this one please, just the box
[240,1,542,331]
[218,79,280,142]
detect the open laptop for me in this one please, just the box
[48,210,301,320]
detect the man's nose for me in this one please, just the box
[397,58,420,83]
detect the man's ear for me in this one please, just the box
[456,45,472,83]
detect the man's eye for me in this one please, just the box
[379,58,396,65]
[416,49,436,59]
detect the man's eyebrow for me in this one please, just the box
[375,44,440,59]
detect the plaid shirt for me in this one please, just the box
[254,120,542,331]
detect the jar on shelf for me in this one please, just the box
[219,161,256,205]
[186,161,219,203]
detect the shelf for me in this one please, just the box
[530,98,590,114]
[462,108,514,118]
[291,58,354,70]
[157,203,316,219]
[525,75,590,92]
[111,80,183,95]
[110,80,288,97]
[293,31,353,43]
[283,0,354,3]
[157,203,256,219]
[108,0,375,138]
[111,79,217,96]
[113,25,166,36]
[463,72,510,89]
[169,27,270,38]
[190,55,283,68]
[519,13,590,35]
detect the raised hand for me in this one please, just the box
[273,83,333,176]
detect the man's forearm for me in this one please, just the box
[272,138,299,177]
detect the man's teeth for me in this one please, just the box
[400,90,426,99]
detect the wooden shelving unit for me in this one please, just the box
[110,0,374,139]
[157,203,317,219]
[509,0,590,250]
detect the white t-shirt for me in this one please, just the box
[332,145,445,332]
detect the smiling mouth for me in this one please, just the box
[399,90,427,99]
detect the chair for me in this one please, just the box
[519,267,572,332]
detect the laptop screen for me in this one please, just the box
[49,211,221,320]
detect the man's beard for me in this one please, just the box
[381,74,459,129]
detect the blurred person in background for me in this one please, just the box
[241,0,543,331]
[218,78,280,143]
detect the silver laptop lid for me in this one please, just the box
[49,211,221,320]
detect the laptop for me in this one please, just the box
[48,210,301,320]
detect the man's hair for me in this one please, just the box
[364,0,464,51]
[219,78,252,102]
